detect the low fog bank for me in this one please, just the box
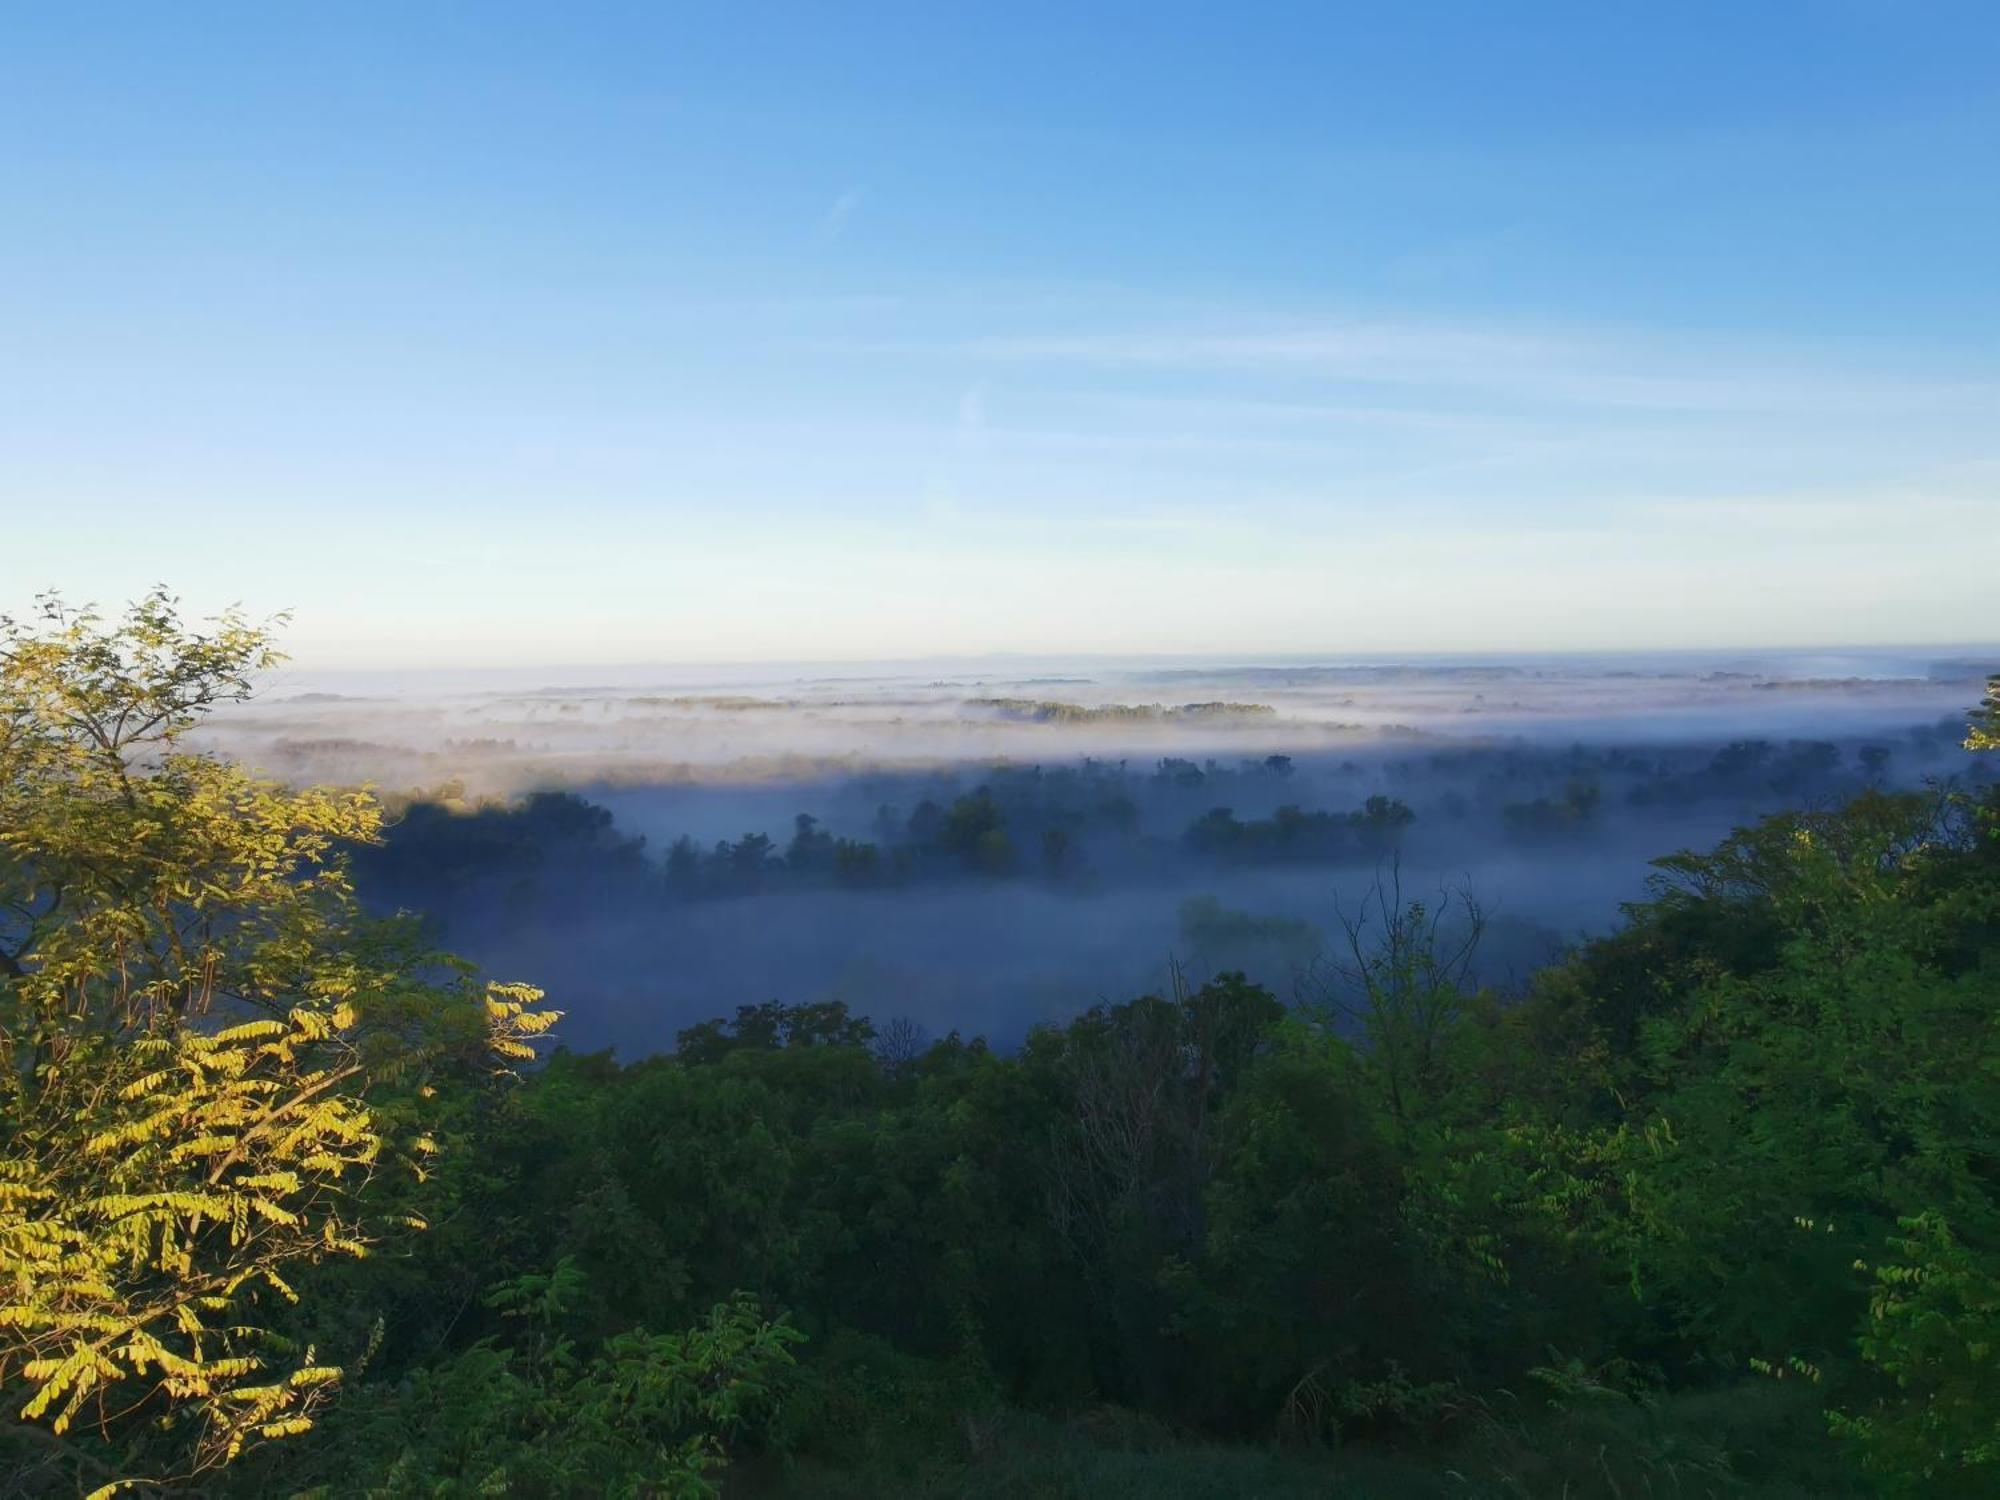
[380,785,1867,1057]
[297,650,1996,1058]
[455,843,1715,1056]
[201,647,1992,797]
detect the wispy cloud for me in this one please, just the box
[956,383,987,429]
[1625,487,1997,533]
[956,317,2000,419]
[968,323,1558,379]
[816,189,863,241]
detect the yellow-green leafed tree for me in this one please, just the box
[0,589,557,1491]
[1969,675,2000,752]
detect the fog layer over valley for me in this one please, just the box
[214,651,1992,1055]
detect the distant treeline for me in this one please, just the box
[356,754,1419,917]
[355,726,1987,927]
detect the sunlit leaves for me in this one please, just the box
[0,591,561,1486]
[1966,675,2000,753]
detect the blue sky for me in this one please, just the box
[4,2,1997,666]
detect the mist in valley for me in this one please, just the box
[206,649,1994,1057]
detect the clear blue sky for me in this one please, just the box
[5,2,1997,666]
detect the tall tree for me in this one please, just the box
[0,590,556,1491]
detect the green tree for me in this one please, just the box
[1518,778,2000,1492]
[1966,675,2000,752]
[0,591,557,1490]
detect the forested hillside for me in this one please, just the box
[4,597,1997,1497]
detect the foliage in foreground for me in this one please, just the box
[0,595,569,1490]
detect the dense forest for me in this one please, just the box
[4,593,1998,1497]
